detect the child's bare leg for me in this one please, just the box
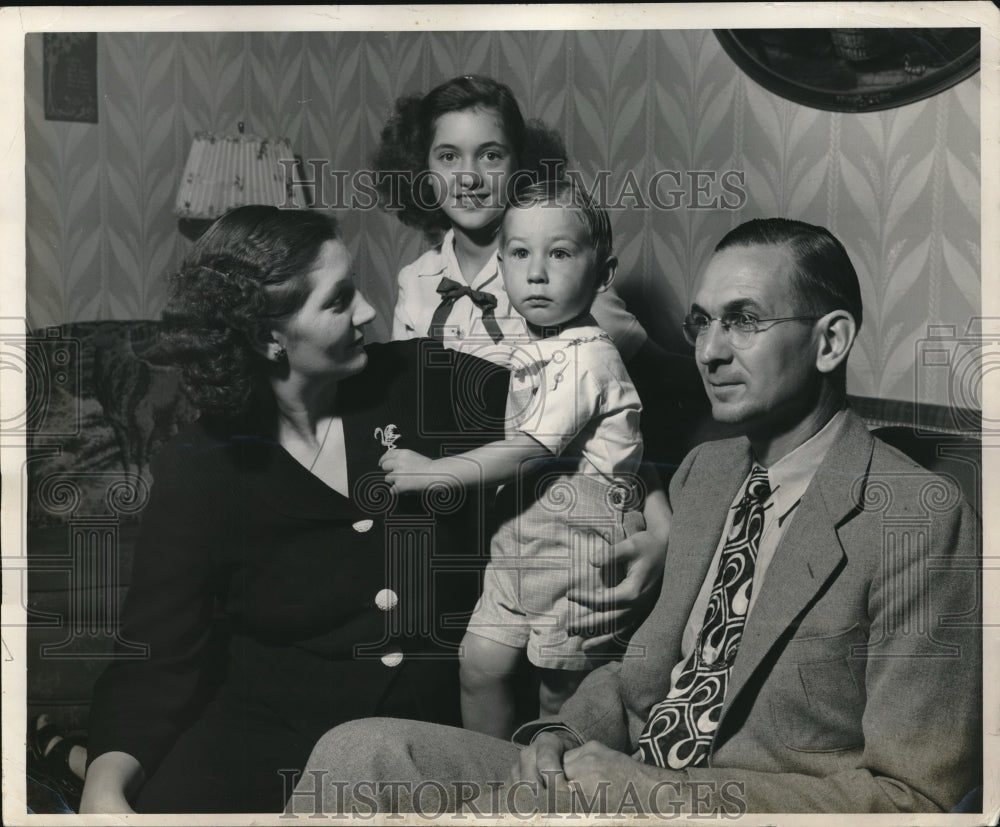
[537,668,589,717]
[460,631,523,738]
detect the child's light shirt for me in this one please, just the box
[504,318,643,483]
[391,229,647,364]
[468,317,645,669]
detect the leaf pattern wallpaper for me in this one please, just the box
[24,30,980,406]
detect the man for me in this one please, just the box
[288,218,981,815]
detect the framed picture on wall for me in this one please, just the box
[714,27,980,112]
[43,33,97,123]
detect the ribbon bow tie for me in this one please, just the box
[429,277,503,344]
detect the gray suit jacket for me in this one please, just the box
[539,409,981,813]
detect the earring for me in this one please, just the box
[274,345,287,362]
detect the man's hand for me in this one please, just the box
[568,464,669,647]
[504,737,677,815]
[509,730,576,787]
[379,448,442,494]
[563,740,674,808]
[503,731,577,812]
[567,527,666,648]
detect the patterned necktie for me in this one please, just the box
[637,465,771,769]
[429,277,503,343]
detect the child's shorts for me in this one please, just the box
[466,471,646,670]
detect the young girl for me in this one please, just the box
[380,181,670,739]
[373,74,649,366]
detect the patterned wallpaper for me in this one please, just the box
[24,30,980,405]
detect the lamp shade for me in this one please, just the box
[175,131,308,219]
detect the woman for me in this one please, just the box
[79,206,663,814]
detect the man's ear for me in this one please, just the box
[596,255,618,293]
[815,309,857,374]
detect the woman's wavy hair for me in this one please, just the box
[162,205,338,418]
[372,74,567,239]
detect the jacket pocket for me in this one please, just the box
[769,624,867,753]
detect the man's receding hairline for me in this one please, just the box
[710,239,813,310]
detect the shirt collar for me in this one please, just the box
[415,229,449,278]
[416,228,501,289]
[504,314,602,347]
[755,408,849,525]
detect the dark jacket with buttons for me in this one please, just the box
[87,340,509,777]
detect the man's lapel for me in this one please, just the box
[665,447,751,646]
[639,442,752,682]
[721,410,875,721]
[627,440,753,715]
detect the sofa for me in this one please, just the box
[21,319,982,813]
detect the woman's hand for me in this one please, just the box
[379,448,440,494]
[78,751,144,814]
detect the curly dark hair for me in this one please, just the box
[161,205,338,417]
[372,75,567,240]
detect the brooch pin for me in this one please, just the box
[374,424,401,450]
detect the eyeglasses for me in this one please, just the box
[682,311,820,349]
